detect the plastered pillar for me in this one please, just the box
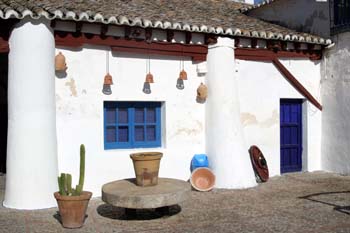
[206,37,256,188]
[4,18,58,209]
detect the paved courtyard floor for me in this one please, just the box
[0,171,350,233]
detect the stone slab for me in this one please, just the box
[102,178,191,209]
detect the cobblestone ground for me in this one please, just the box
[0,171,350,233]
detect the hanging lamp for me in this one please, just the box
[143,55,152,94]
[145,54,154,83]
[55,52,67,72]
[179,56,187,80]
[176,59,185,90]
[102,51,113,95]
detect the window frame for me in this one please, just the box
[103,101,161,149]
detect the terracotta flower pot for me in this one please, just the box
[130,152,163,187]
[54,191,92,228]
[190,167,215,192]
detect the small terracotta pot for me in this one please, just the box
[55,52,67,72]
[145,73,154,83]
[179,70,188,80]
[54,191,92,229]
[190,167,215,192]
[104,73,113,85]
[130,152,163,187]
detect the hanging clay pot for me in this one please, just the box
[145,73,154,83]
[104,73,113,85]
[55,52,67,72]
[197,83,208,101]
[179,70,188,80]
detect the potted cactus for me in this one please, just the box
[54,144,92,228]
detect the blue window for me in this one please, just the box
[104,101,161,149]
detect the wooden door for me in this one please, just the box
[280,99,303,173]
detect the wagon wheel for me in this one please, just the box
[249,145,269,182]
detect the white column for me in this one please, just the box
[206,37,256,188]
[4,18,58,209]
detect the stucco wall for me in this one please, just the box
[55,46,206,196]
[247,0,330,38]
[236,58,322,176]
[321,32,350,174]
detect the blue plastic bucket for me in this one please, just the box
[191,154,209,172]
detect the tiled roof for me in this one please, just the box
[0,0,331,45]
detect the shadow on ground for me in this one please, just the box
[299,191,350,215]
[97,204,181,220]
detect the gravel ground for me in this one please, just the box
[0,171,349,233]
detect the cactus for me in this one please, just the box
[57,144,86,196]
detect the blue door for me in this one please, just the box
[280,99,302,173]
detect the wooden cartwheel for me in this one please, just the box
[249,145,269,182]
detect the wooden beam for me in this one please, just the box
[50,20,57,29]
[0,36,9,53]
[55,31,208,61]
[272,58,322,110]
[75,22,83,33]
[205,34,218,45]
[145,28,152,42]
[185,32,192,44]
[294,42,301,51]
[235,48,322,60]
[124,26,131,39]
[251,38,257,48]
[267,40,282,52]
[100,24,108,37]
[166,30,174,42]
[234,38,240,48]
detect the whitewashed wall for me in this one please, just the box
[321,32,350,174]
[236,58,322,176]
[55,46,205,196]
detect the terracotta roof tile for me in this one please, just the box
[0,0,331,45]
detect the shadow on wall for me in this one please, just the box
[299,191,350,215]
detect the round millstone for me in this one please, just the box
[102,178,191,209]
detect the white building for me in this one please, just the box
[0,0,336,209]
[245,0,350,176]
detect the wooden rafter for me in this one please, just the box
[235,48,322,60]
[272,58,322,110]
[55,31,208,61]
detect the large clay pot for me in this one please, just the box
[130,152,163,187]
[54,191,92,228]
[190,167,215,192]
